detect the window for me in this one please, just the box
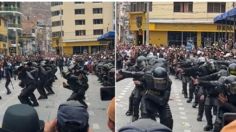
[74,2,84,4]
[52,31,64,37]
[130,2,152,12]
[93,19,103,24]
[93,8,103,14]
[207,2,225,13]
[75,19,85,25]
[75,9,85,14]
[0,34,7,42]
[52,21,63,27]
[51,2,63,6]
[75,30,86,36]
[51,10,63,16]
[174,2,193,12]
[93,29,103,35]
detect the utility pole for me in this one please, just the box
[146,2,150,45]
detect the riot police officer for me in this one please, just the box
[123,56,147,122]
[62,65,89,108]
[17,62,39,107]
[193,63,236,131]
[139,67,173,129]
[195,69,228,131]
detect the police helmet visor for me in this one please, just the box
[153,78,167,91]
[137,61,145,67]
[229,82,236,95]
[229,69,236,76]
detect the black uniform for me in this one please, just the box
[62,67,89,108]
[139,67,173,129]
[17,65,39,107]
[197,69,227,131]
[198,75,236,132]
[123,64,147,122]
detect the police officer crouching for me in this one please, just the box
[62,65,89,108]
[16,62,39,107]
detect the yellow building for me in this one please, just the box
[0,17,8,54]
[129,2,235,47]
[51,2,113,55]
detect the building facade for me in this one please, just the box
[129,2,235,47]
[0,17,7,54]
[0,2,22,55]
[21,2,51,55]
[51,2,113,55]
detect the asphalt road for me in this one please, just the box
[0,69,110,132]
[116,76,209,132]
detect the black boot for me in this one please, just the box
[192,102,198,108]
[31,102,39,107]
[38,95,48,100]
[18,96,32,106]
[203,125,213,131]
[126,110,132,116]
[187,99,192,103]
[184,94,188,98]
[6,88,11,95]
[132,116,138,122]
[0,96,2,99]
[197,115,202,121]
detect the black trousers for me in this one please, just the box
[5,77,10,90]
[141,95,173,130]
[67,92,87,108]
[37,81,47,97]
[128,87,142,118]
[18,83,38,105]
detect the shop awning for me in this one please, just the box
[214,8,236,25]
[97,31,115,41]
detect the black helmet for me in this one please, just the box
[152,67,167,78]
[229,63,236,75]
[152,67,168,91]
[136,56,146,67]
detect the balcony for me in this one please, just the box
[0,7,22,15]
[0,7,21,11]
[7,23,22,28]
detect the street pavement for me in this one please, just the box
[0,69,110,132]
[116,76,209,132]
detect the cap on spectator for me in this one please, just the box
[107,97,115,122]
[221,120,236,132]
[57,101,89,130]
[2,104,44,132]
[118,119,172,132]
